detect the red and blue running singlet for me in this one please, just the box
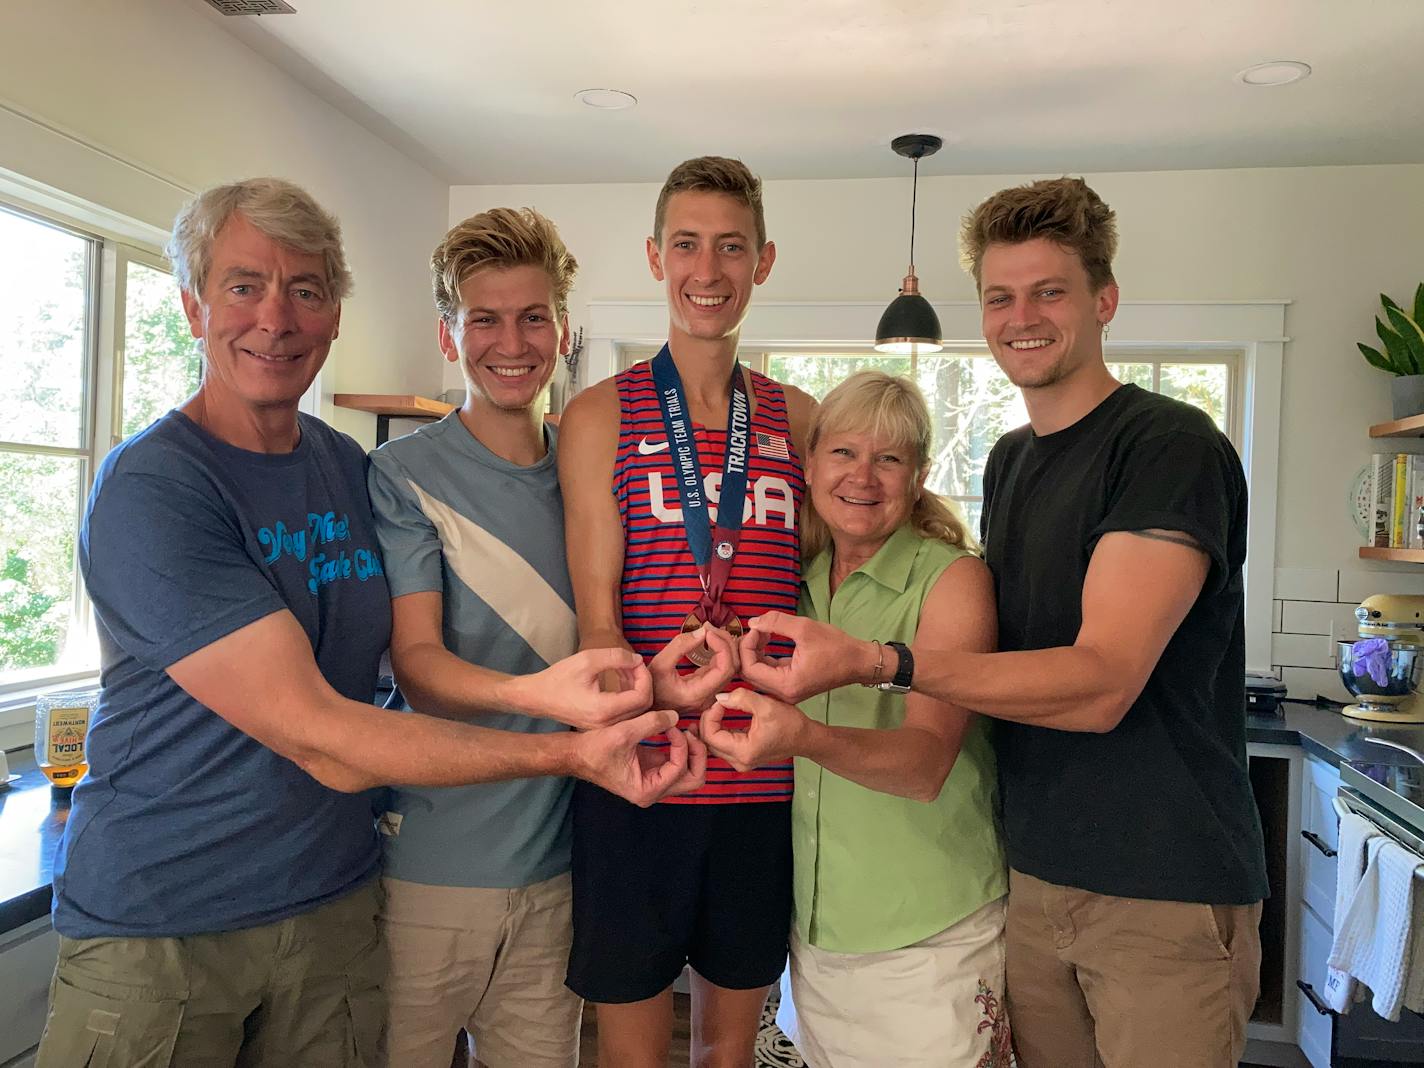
[614,358,804,804]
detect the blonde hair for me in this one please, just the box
[653,156,766,249]
[432,207,578,322]
[958,176,1118,292]
[167,177,352,300]
[802,371,975,562]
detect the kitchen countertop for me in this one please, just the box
[0,750,68,937]
[1246,702,1424,767]
[3,704,1423,938]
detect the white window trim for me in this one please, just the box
[583,299,1288,673]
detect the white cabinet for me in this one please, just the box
[1293,754,1341,1068]
[0,915,57,1067]
[1296,898,1335,1068]
[1301,755,1342,924]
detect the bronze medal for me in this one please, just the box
[682,612,744,667]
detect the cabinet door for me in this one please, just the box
[1301,755,1341,926]
[0,917,58,1065]
[1295,899,1335,1068]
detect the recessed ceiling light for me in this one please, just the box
[575,88,637,110]
[1236,60,1312,87]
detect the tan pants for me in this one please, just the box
[778,896,1012,1068]
[378,873,581,1068]
[36,881,385,1068]
[1005,869,1262,1068]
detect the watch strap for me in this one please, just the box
[880,640,914,693]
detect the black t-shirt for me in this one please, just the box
[980,383,1268,905]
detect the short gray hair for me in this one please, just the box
[166,177,353,300]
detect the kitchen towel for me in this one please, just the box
[1325,810,1382,1012]
[1328,835,1424,1021]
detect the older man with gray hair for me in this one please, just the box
[36,177,703,1068]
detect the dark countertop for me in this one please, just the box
[1246,703,1424,768]
[3,705,1423,938]
[0,750,69,936]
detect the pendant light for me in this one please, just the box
[874,134,944,355]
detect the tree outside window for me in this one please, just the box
[0,205,199,681]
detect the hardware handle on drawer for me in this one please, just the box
[1296,979,1334,1016]
[1301,830,1338,858]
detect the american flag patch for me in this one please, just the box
[755,432,789,460]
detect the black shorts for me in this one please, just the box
[565,782,792,1004]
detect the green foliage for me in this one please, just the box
[1359,284,1424,376]
[0,226,194,680]
[123,262,202,437]
[0,550,64,669]
[766,352,1229,535]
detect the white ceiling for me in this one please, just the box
[211,0,1424,185]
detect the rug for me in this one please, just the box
[756,991,807,1068]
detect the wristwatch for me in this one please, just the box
[874,640,914,694]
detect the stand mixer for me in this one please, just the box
[1337,593,1424,723]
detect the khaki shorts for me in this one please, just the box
[777,896,1011,1068]
[1005,868,1263,1068]
[378,873,581,1068]
[36,881,385,1068]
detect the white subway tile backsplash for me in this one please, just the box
[1274,568,1339,602]
[1337,568,1424,603]
[1273,600,1283,632]
[1278,666,1352,704]
[1280,601,1362,637]
[1271,632,1335,669]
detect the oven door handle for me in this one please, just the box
[1297,979,1335,1016]
[1301,829,1338,858]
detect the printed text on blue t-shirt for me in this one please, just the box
[257,511,385,594]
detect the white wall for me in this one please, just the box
[451,165,1424,583]
[0,0,449,446]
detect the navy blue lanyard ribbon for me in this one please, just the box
[649,345,751,625]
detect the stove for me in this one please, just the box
[1334,745,1424,1060]
[1340,745,1424,848]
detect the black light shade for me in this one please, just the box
[876,133,944,354]
[875,287,943,355]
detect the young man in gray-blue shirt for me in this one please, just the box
[367,207,678,1067]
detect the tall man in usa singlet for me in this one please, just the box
[558,156,816,1068]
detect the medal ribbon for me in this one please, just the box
[649,345,751,627]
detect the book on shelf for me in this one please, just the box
[1409,456,1424,549]
[1372,452,1394,548]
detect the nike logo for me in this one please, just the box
[638,437,670,454]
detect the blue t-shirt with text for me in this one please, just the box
[53,410,391,938]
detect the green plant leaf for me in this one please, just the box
[1378,317,1417,374]
[1414,282,1424,328]
[1383,293,1405,316]
[1387,305,1424,377]
[1360,342,1395,373]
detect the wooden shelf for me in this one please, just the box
[1360,547,1424,563]
[1369,413,1424,438]
[332,394,453,419]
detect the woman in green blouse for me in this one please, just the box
[703,371,1010,1067]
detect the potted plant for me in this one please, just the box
[1359,284,1424,419]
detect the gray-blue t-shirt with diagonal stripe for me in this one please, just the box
[367,413,575,888]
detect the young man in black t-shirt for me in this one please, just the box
[728,177,1267,1066]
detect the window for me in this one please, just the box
[623,345,1240,534]
[0,201,196,691]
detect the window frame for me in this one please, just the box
[618,343,1245,518]
[0,194,184,718]
[0,181,327,743]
